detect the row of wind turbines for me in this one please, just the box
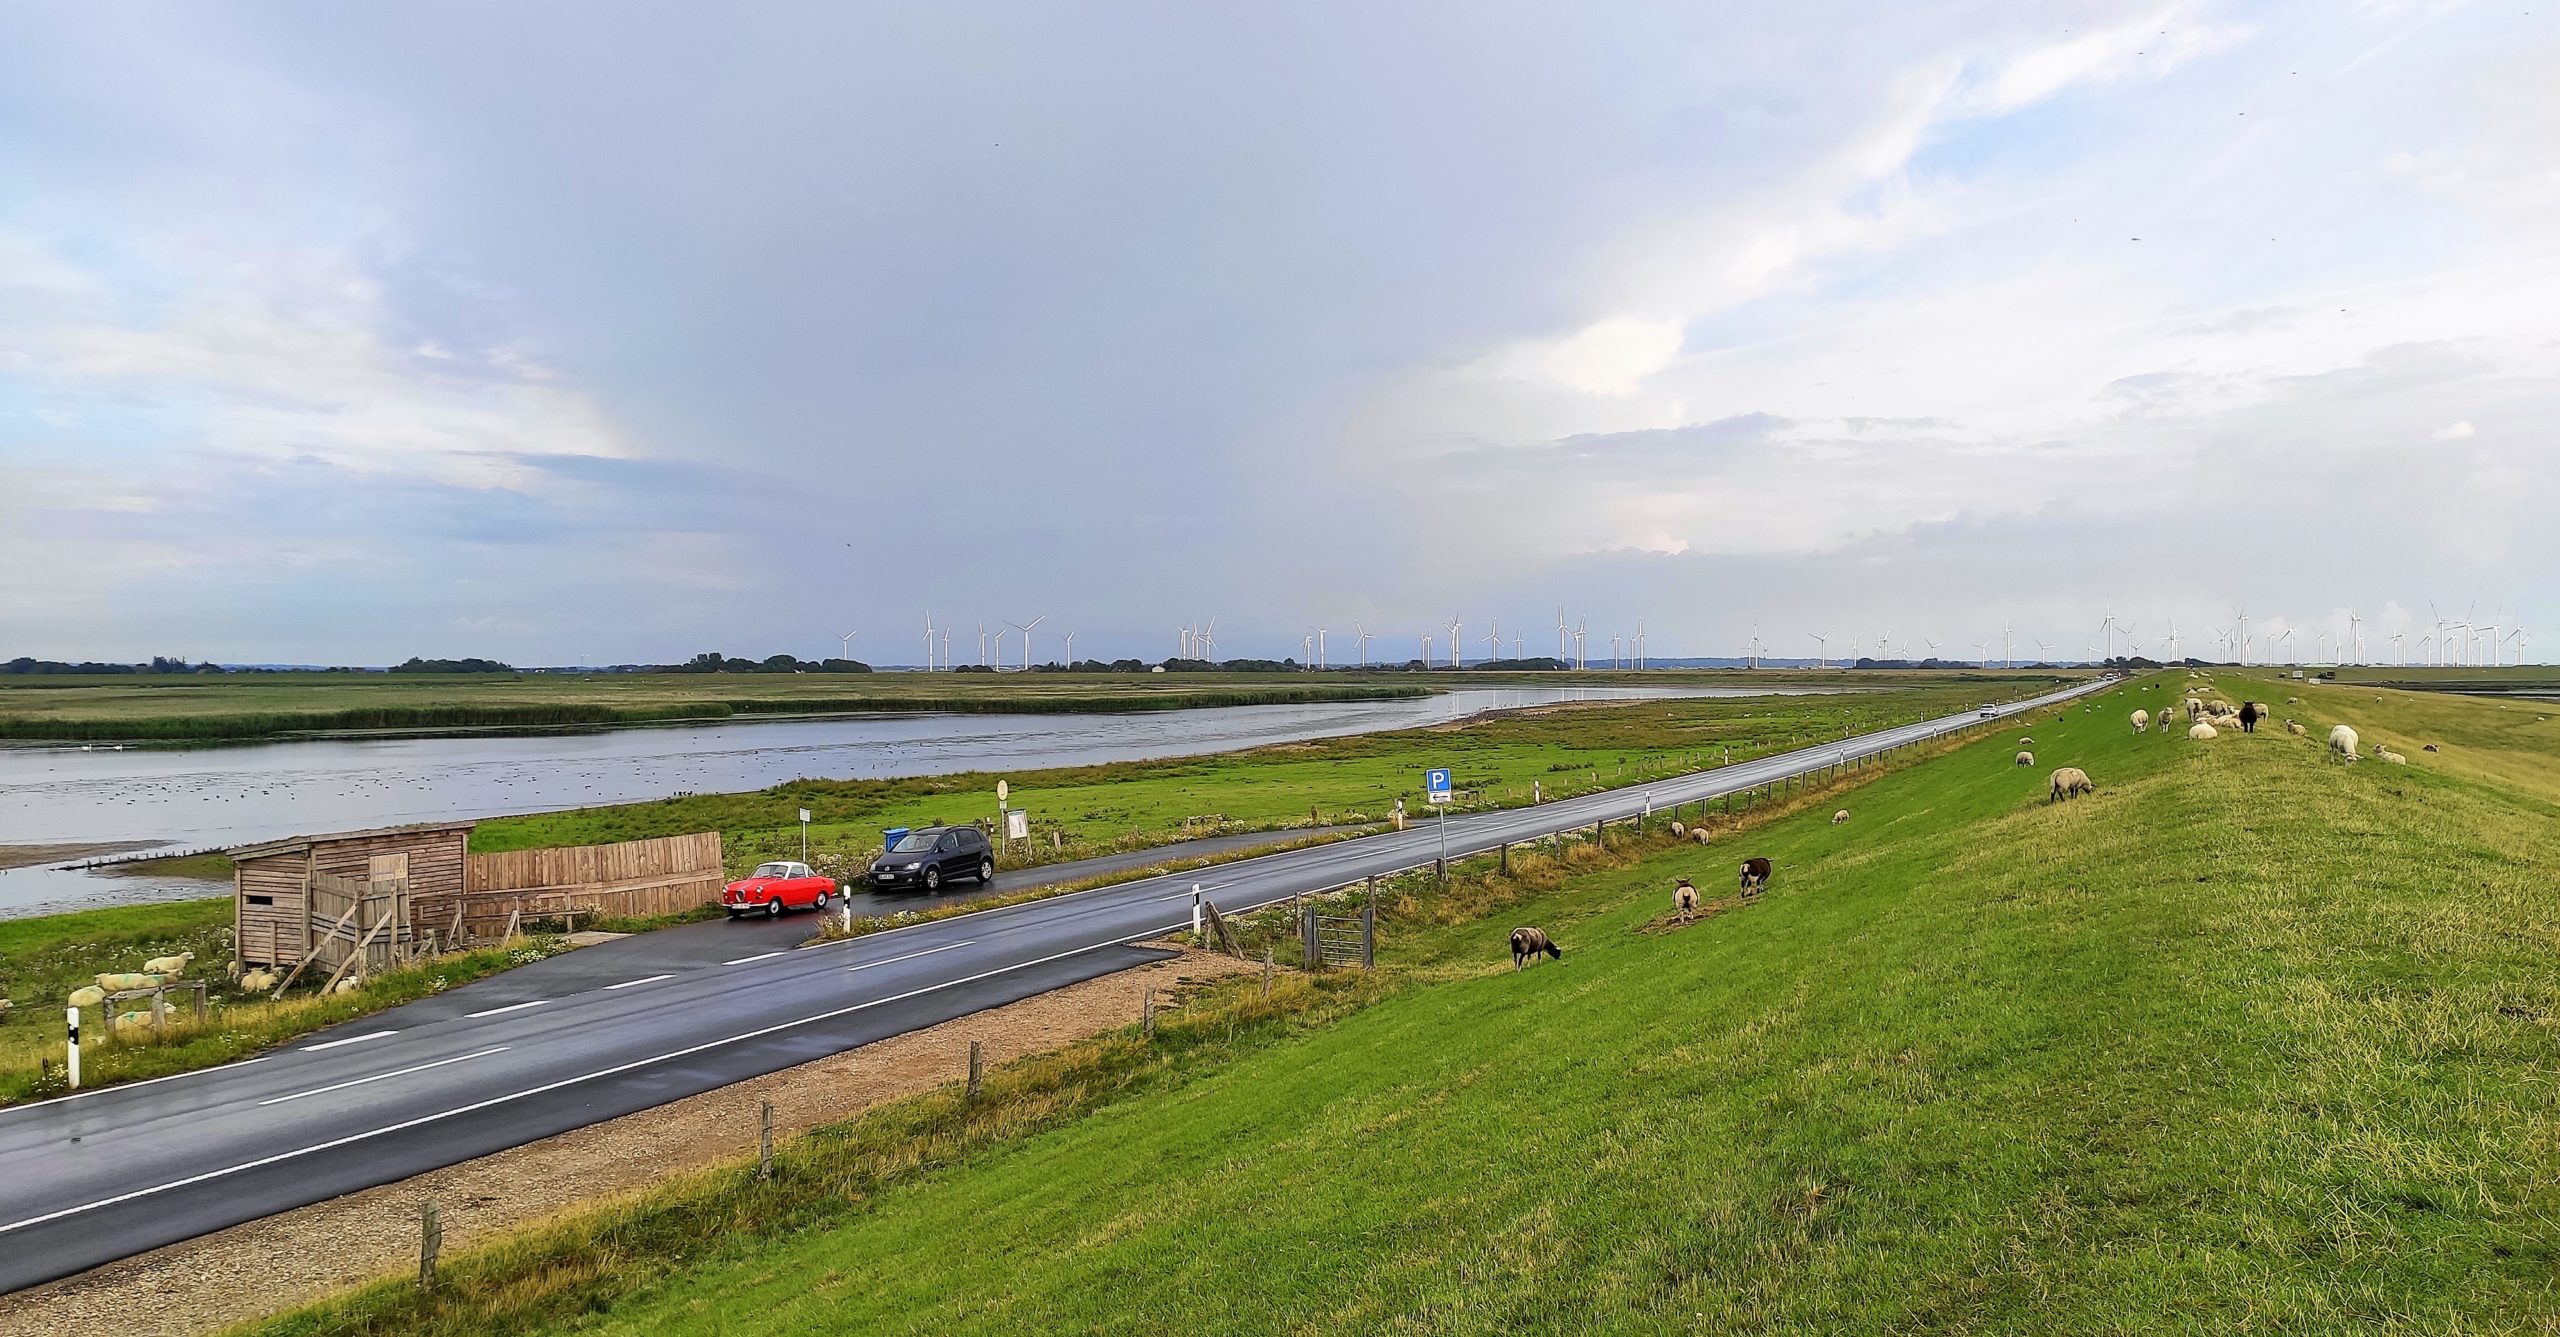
[1282,610,1653,671]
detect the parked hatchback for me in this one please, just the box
[868,826,994,893]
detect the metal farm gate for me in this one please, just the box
[1300,897,1375,970]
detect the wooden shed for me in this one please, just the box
[232,821,473,974]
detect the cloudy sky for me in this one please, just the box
[3,1,2552,667]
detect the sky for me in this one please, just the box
[2,0,2553,668]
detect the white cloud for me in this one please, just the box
[2432,419,2475,438]
[1477,316,1685,397]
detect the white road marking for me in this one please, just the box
[300,1032,396,1053]
[722,950,787,966]
[844,941,973,973]
[464,999,546,1018]
[0,1058,270,1118]
[259,1048,509,1106]
[0,937,1138,1238]
[604,974,675,990]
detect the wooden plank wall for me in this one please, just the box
[449,832,725,937]
[235,827,469,968]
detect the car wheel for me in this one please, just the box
[977,857,994,884]
[765,898,783,919]
[815,890,830,910]
[923,865,942,892]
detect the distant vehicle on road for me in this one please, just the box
[868,826,995,893]
[1978,707,1997,717]
[723,861,835,919]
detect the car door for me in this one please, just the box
[937,831,963,880]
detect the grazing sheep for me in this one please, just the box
[67,985,105,1009]
[1739,857,1773,897]
[2018,735,2034,745]
[1673,878,1700,925]
[2238,702,2261,733]
[2188,722,2218,740]
[2131,709,2149,732]
[2185,696,2204,716]
[239,969,278,994]
[1510,927,1562,969]
[2328,724,2360,762]
[2016,750,2035,766]
[2422,743,2439,753]
[1691,827,1712,845]
[2377,748,2407,765]
[2049,767,2096,801]
[2288,721,2307,736]
[141,952,194,977]
[1832,809,1850,825]
[1670,820,1687,838]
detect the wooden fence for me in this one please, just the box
[427,832,725,943]
[299,871,415,985]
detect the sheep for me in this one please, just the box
[2130,709,2149,732]
[141,951,194,977]
[94,972,162,992]
[115,1010,155,1029]
[2018,736,2034,745]
[2049,767,2096,801]
[2377,748,2408,765]
[1670,820,1687,838]
[2422,743,2439,753]
[2328,724,2360,762]
[1673,878,1700,926]
[2016,750,2035,766]
[1691,827,1712,845]
[1832,809,1850,825]
[1510,927,1562,969]
[2238,702,2261,733]
[2188,722,2218,740]
[2185,696,2204,716]
[239,969,278,994]
[332,976,363,994]
[67,985,105,1009]
[2287,721,2307,737]
[1739,856,1772,897]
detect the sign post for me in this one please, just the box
[996,780,1011,842]
[798,807,812,864]
[1425,767,1452,877]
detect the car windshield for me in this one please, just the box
[890,832,939,853]
[751,862,796,878]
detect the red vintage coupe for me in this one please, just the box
[722,861,836,919]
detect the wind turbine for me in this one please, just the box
[1922,635,1941,661]
[1303,632,1314,667]
[2034,638,2052,664]
[1573,619,1588,670]
[2098,615,2121,661]
[2275,627,2295,665]
[2163,619,2181,662]
[1747,623,1764,669]
[1808,631,1829,668]
[1483,623,1501,663]
[1199,618,1217,663]
[2389,632,2404,666]
[1062,631,1075,664]
[1421,633,1433,666]
[976,622,990,667]
[1610,634,1622,669]
[1636,619,1647,670]
[1557,608,1569,662]
[990,624,1009,667]
[1447,617,1463,669]
[2506,627,2529,664]
[1971,639,1991,667]
[1013,615,1045,670]
[2479,617,2503,667]
[924,614,938,670]
[1355,622,1372,668]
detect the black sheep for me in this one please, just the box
[1510,926,1562,969]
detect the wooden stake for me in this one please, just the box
[1261,948,1273,996]
[418,1200,442,1290]
[758,1099,775,1180]
[1142,987,1156,1037]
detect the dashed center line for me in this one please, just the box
[722,950,788,966]
[844,941,974,973]
[259,1048,509,1106]
[605,974,675,990]
[300,1032,396,1053]
[464,999,547,1018]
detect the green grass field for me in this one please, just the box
[0,671,1450,741]
[475,680,2048,878]
[253,671,2560,1334]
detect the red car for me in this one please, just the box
[723,861,836,919]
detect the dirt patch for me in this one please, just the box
[0,842,152,872]
[0,946,1260,1337]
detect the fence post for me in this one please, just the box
[967,1039,983,1101]
[1261,947,1273,996]
[1362,889,1376,970]
[1499,842,1509,873]
[758,1099,775,1180]
[1142,987,1156,1037]
[1301,906,1319,971]
[418,1200,442,1290]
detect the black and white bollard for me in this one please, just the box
[66,1006,80,1091]
[1191,884,1204,941]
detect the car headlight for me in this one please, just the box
[901,861,922,870]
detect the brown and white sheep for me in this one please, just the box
[1510,927,1562,969]
[1673,878,1700,926]
[2287,720,2307,736]
[2016,750,2035,766]
[1832,809,1850,825]
[1739,857,1772,897]
[2049,767,2095,801]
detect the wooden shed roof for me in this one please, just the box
[227,820,477,861]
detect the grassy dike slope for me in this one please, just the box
[251,674,2558,1335]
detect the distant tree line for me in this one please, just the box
[667,652,873,674]
[5,656,219,675]
[391,657,516,673]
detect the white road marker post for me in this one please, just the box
[66,1006,80,1091]
[1191,885,1204,943]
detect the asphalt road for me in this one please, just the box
[0,679,2103,1294]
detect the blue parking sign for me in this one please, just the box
[1425,767,1452,806]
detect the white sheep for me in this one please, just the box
[141,952,194,977]
[1691,828,1711,845]
[240,969,279,994]
[2329,724,2360,762]
[2287,720,2306,737]
[332,976,362,994]
[2376,748,2407,765]
[1670,820,1687,838]
[2130,709,2149,732]
[67,985,106,1009]
[2049,767,2096,801]
[2189,722,2219,740]
[2016,750,2035,766]
[1832,809,1850,825]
